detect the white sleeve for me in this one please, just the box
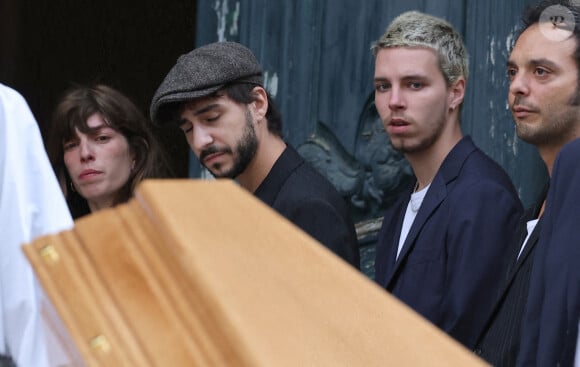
[575,319,580,367]
[0,84,73,367]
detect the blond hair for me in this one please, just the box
[371,11,469,85]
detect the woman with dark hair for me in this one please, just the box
[48,84,171,218]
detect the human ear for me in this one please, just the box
[448,77,465,111]
[251,86,269,121]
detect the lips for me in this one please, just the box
[78,169,102,180]
[200,146,231,166]
[390,118,409,126]
[202,152,225,165]
[387,117,410,134]
[512,106,533,113]
[511,105,537,119]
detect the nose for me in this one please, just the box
[509,71,530,98]
[191,124,214,152]
[388,86,406,111]
[79,139,95,163]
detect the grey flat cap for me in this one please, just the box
[150,41,263,126]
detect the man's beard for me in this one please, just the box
[201,110,259,179]
[513,94,580,146]
[389,109,446,155]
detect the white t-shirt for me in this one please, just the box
[397,184,431,260]
[517,219,539,260]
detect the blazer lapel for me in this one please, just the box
[502,218,542,287]
[504,185,548,280]
[385,175,447,289]
[383,136,476,290]
[494,185,547,299]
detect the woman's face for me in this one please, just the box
[63,113,134,212]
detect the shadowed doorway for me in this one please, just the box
[0,0,197,178]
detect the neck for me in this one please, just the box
[87,197,115,213]
[237,133,286,193]
[538,134,580,177]
[538,146,559,178]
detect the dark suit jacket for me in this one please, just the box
[517,138,580,367]
[374,136,523,349]
[474,190,546,367]
[254,144,360,269]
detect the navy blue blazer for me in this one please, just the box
[254,144,360,269]
[374,136,523,349]
[474,190,545,367]
[517,138,580,367]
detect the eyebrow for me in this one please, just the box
[192,103,220,116]
[506,58,560,70]
[179,102,221,126]
[373,74,428,83]
[530,58,560,70]
[65,124,110,141]
[80,124,110,134]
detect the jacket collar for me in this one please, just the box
[253,144,302,206]
[386,136,477,288]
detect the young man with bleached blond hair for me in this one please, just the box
[371,11,522,349]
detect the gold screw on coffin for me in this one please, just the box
[39,245,60,264]
[89,335,111,354]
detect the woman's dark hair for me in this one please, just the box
[48,84,172,218]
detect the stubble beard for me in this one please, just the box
[516,114,578,147]
[514,94,580,147]
[206,110,259,179]
[389,110,447,155]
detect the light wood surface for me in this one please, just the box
[24,179,489,366]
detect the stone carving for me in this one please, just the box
[297,95,414,278]
[298,94,413,224]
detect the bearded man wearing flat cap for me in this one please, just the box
[150,41,360,269]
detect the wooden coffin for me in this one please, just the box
[23,179,488,366]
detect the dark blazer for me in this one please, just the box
[254,144,360,269]
[474,190,546,367]
[374,136,523,349]
[517,138,580,367]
